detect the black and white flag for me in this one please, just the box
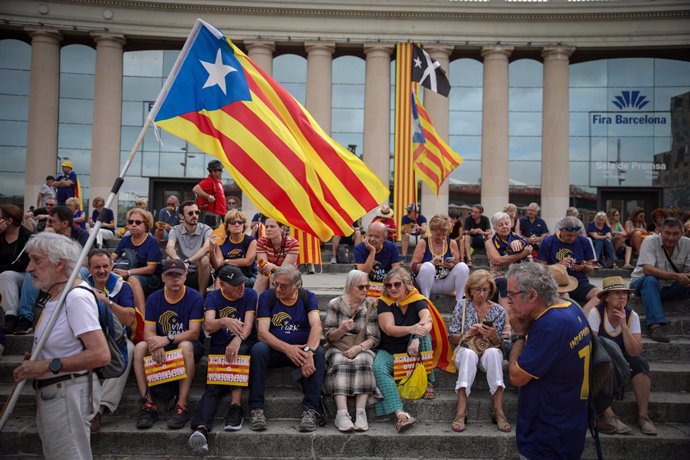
[411,43,450,97]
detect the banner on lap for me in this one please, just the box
[366,281,383,304]
[206,354,251,386]
[393,351,433,381]
[144,348,187,386]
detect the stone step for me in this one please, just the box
[2,416,689,459]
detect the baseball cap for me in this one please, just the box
[162,258,187,275]
[218,265,248,286]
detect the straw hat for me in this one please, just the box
[376,205,394,219]
[548,264,578,293]
[597,276,634,300]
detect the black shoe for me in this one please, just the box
[167,404,190,429]
[188,427,209,455]
[649,326,670,343]
[224,404,243,431]
[13,317,33,335]
[136,400,159,429]
[4,314,17,334]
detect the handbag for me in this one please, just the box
[397,356,428,400]
[457,299,493,358]
[331,298,374,353]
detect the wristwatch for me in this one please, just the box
[49,358,63,375]
[167,331,176,346]
[303,346,314,354]
[511,334,526,343]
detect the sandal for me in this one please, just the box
[395,411,416,433]
[466,259,473,268]
[451,413,467,432]
[492,412,511,433]
[423,383,436,400]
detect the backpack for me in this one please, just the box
[336,243,353,264]
[113,248,139,271]
[74,286,129,379]
[588,328,631,460]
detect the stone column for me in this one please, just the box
[90,33,125,216]
[420,44,453,218]
[480,45,513,217]
[362,43,393,228]
[540,46,575,229]
[24,28,61,210]
[242,40,276,221]
[304,41,335,135]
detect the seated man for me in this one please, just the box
[518,202,549,251]
[166,200,212,297]
[462,204,491,267]
[23,196,56,233]
[188,266,257,454]
[354,221,402,302]
[630,217,690,343]
[133,259,204,431]
[372,205,397,242]
[537,216,601,314]
[155,194,180,241]
[248,266,325,432]
[86,249,137,433]
[401,203,427,259]
[0,204,31,334]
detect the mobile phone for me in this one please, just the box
[444,257,454,263]
[483,320,494,327]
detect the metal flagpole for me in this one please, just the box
[0,18,204,433]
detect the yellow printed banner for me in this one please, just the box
[366,282,383,304]
[206,354,251,387]
[393,350,433,381]
[144,348,187,386]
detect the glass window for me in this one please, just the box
[449,58,483,184]
[509,59,542,87]
[510,137,542,161]
[607,58,654,87]
[0,146,27,172]
[333,56,365,84]
[570,60,607,88]
[508,160,541,185]
[449,58,483,88]
[654,60,690,86]
[509,112,542,137]
[0,95,29,121]
[123,76,163,102]
[60,73,95,99]
[449,111,482,136]
[0,120,27,147]
[509,87,541,112]
[59,98,94,124]
[61,45,96,75]
[332,56,364,152]
[453,159,481,184]
[273,54,307,84]
[449,135,481,160]
[0,39,31,70]
[0,69,30,96]
[570,87,607,112]
[58,124,92,150]
[124,50,163,77]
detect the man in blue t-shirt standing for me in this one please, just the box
[507,262,591,460]
[54,159,77,205]
[538,216,601,314]
[248,266,325,433]
[133,259,204,431]
[354,221,401,301]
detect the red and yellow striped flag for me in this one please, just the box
[153,20,388,241]
[394,43,416,241]
[412,89,463,195]
[290,227,322,265]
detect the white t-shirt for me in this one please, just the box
[33,283,102,380]
[587,306,641,337]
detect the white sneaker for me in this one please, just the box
[330,257,337,264]
[354,409,369,432]
[334,411,355,432]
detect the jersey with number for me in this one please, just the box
[144,286,204,342]
[256,289,318,345]
[204,287,257,349]
[515,301,591,460]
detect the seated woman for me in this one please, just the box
[624,207,650,263]
[373,267,433,433]
[65,197,86,230]
[89,196,116,248]
[587,276,657,436]
[253,218,299,295]
[608,208,632,269]
[485,211,532,309]
[587,211,617,268]
[324,270,380,432]
[503,203,519,234]
[448,269,509,433]
[111,208,162,315]
[210,210,257,288]
[649,208,670,234]
[410,214,469,303]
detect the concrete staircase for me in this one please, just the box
[2,270,690,458]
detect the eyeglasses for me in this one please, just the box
[471,287,490,293]
[212,169,222,172]
[562,226,581,232]
[274,281,293,290]
[128,219,144,226]
[355,284,370,291]
[186,210,200,216]
[226,220,244,225]
[506,290,525,300]
[384,281,403,289]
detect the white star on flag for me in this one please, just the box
[200,49,237,95]
[413,57,422,68]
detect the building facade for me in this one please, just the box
[1,0,689,229]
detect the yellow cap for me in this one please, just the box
[61,160,74,169]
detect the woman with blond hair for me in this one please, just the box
[410,214,469,303]
[88,196,116,248]
[210,210,257,287]
[65,197,86,230]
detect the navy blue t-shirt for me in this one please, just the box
[219,234,257,278]
[537,234,595,283]
[586,221,612,238]
[114,234,163,274]
[519,216,549,238]
[56,171,77,204]
[256,289,318,345]
[204,287,257,349]
[354,240,401,283]
[144,286,204,341]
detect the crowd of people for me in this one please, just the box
[3,166,690,458]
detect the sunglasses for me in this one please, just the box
[384,281,403,289]
[211,168,222,172]
[562,226,581,232]
[226,220,244,225]
[128,219,144,226]
[355,284,370,291]
[186,210,200,216]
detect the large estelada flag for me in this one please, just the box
[152,20,388,241]
[411,89,463,196]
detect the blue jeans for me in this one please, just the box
[630,275,690,327]
[248,342,325,411]
[18,272,38,321]
[592,238,616,264]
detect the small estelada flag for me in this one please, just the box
[144,348,187,386]
[206,354,251,386]
[393,350,433,381]
[411,44,450,97]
